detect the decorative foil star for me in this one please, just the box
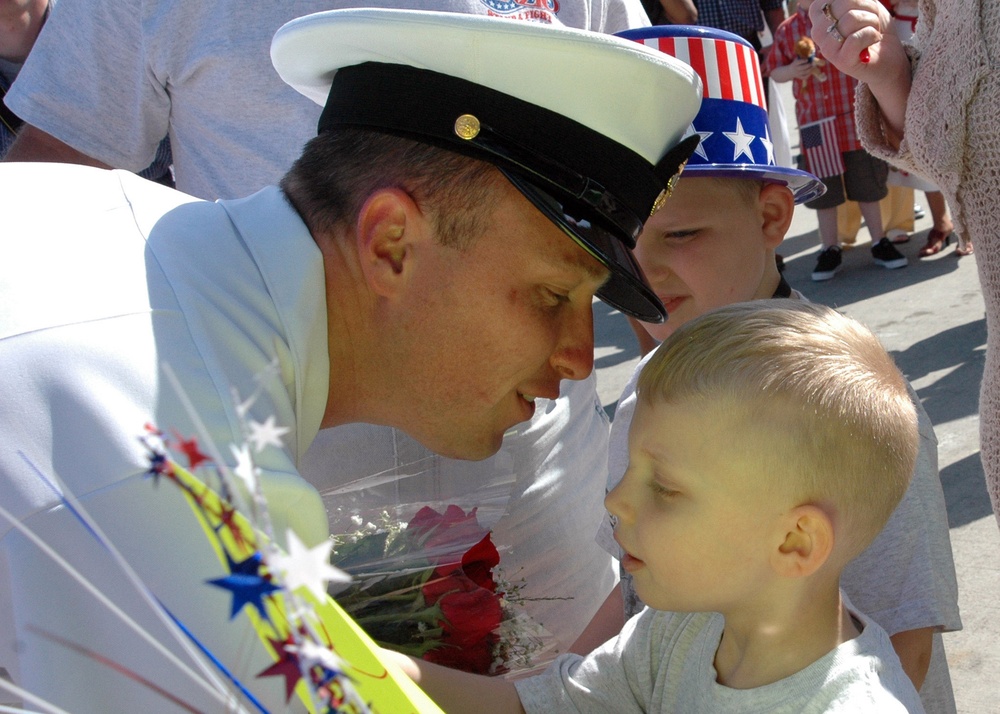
[723,118,756,162]
[230,443,256,491]
[258,636,303,702]
[173,432,211,470]
[270,529,350,600]
[247,415,290,454]
[207,567,280,620]
[297,639,346,675]
[225,551,263,577]
[145,450,172,485]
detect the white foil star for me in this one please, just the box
[723,118,756,162]
[247,415,290,453]
[296,639,348,672]
[230,443,257,491]
[272,529,351,600]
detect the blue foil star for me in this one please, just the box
[144,451,171,485]
[207,552,280,620]
[226,551,263,576]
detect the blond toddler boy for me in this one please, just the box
[391,300,924,712]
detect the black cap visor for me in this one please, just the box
[500,168,665,322]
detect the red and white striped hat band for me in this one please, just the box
[638,35,766,111]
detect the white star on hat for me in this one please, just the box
[760,126,775,166]
[686,124,715,161]
[723,118,756,162]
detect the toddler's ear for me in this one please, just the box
[758,183,795,250]
[770,504,834,578]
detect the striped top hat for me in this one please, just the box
[617,26,825,204]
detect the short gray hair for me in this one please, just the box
[281,127,501,247]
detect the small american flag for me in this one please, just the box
[800,117,844,179]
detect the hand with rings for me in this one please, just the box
[810,0,897,67]
[821,3,845,43]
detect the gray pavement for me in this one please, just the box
[592,86,999,712]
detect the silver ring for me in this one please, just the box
[827,21,845,43]
[821,2,836,22]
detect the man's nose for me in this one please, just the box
[550,303,595,380]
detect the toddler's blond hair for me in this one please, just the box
[638,300,918,559]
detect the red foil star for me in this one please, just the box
[258,636,303,702]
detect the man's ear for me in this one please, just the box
[771,504,834,578]
[758,183,796,250]
[355,188,425,297]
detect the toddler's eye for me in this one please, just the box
[661,229,698,243]
[650,481,679,498]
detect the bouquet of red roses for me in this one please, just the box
[331,504,541,675]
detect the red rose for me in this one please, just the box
[442,533,500,593]
[408,505,488,568]
[420,531,504,674]
[423,571,503,645]
[422,572,502,673]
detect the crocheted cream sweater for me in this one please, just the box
[855,0,1000,525]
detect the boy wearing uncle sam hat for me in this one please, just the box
[592,25,958,714]
[390,304,926,714]
[0,9,704,712]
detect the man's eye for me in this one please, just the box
[545,288,570,306]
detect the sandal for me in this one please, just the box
[918,229,954,257]
[956,237,974,256]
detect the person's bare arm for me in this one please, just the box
[768,57,814,83]
[889,626,935,691]
[658,0,696,24]
[383,648,527,714]
[569,583,625,655]
[3,123,111,167]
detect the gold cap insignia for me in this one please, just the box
[454,114,481,140]
[650,159,689,216]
